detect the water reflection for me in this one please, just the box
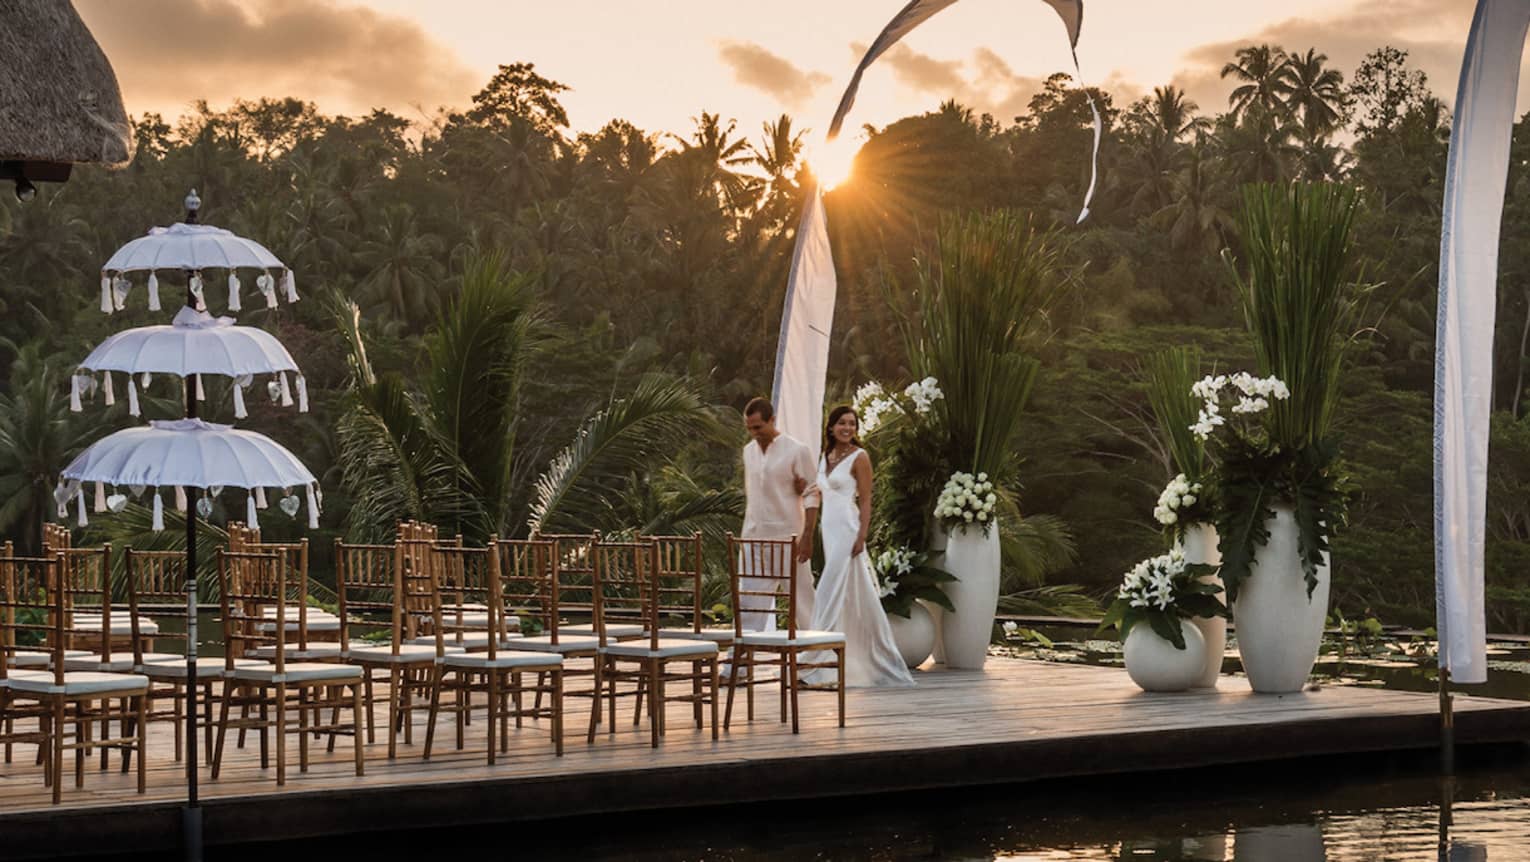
[185,749,1524,862]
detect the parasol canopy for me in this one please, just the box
[71,306,306,418]
[57,418,320,531]
[99,222,296,314]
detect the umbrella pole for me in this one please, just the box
[181,277,204,862]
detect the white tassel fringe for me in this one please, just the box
[128,378,140,417]
[296,375,308,412]
[147,272,161,311]
[233,381,247,419]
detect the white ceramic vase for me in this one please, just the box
[1178,522,1226,689]
[1231,505,1331,694]
[886,602,936,669]
[1123,622,1207,692]
[940,522,1001,670]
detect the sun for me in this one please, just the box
[806,137,861,191]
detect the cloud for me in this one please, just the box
[866,42,1047,123]
[75,0,480,121]
[1170,0,1486,116]
[716,41,831,109]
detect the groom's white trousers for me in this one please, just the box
[737,547,815,633]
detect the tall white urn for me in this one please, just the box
[940,522,1001,669]
[1178,523,1226,688]
[1231,505,1330,694]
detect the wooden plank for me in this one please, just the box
[0,657,1524,857]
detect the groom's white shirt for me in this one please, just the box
[741,433,818,630]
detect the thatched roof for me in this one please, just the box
[0,0,130,168]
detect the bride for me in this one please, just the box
[808,405,914,688]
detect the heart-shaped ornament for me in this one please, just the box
[279,494,301,517]
[209,485,224,497]
[129,483,147,498]
[105,494,128,513]
[195,497,214,518]
[53,483,73,506]
[267,381,282,403]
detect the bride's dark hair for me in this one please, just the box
[823,405,861,456]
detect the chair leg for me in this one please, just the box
[788,651,800,734]
[586,658,603,745]
[202,681,215,767]
[363,673,376,745]
[648,661,661,749]
[486,670,499,766]
[633,672,645,726]
[211,685,232,779]
[350,682,365,777]
[724,650,742,730]
[51,699,65,805]
[274,683,287,787]
[387,667,401,760]
[709,658,720,741]
[423,666,443,761]
[136,694,148,794]
[551,669,564,757]
[837,646,846,728]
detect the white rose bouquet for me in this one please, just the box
[934,471,998,536]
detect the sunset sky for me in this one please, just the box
[74,0,1518,141]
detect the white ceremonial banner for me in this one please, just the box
[771,0,1090,458]
[1435,0,1530,685]
[772,189,836,462]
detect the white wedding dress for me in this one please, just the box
[809,449,914,688]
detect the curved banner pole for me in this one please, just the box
[1435,0,1530,686]
[771,0,1091,459]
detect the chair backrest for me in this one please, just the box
[727,534,798,638]
[216,549,292,673]
[58,544,113,660]
[432,542,490,648]
[533,531,598,625]
[495,538,558,642]
[333,540,397,652]
[0,543,65,686]
[42,523,72,551]
[642,533,705,634]
[122,548,190,667]
[590,539,659,650]
[246,538,311,650]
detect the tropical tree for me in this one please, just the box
[1282,49,1348,140]
[1221,45,1291,121]
[0,342,94,554]
[354,203,445,325]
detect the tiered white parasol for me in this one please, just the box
[71,306,306,418]
[65,191,320,826]
[57,419,320,533]
[98,190,298,315]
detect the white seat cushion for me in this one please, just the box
[5,670,150,696]
[7,650,53,668]
[262,607,340,618]
[512,634,600,653]
[71,617,161,636]
[258,619,341,633]
[345,643,463,663]
[142,658,268,679]
[249,641,354,660]
[603,638,719,659]
[231,662,364,684]
[658,627,737,643]
[560,622,645,638]
[408,632,523,650]
[737,629,846,648]
[64,652,186,672]
[441,650,564,670]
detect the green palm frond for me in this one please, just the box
[528,375,713,535]
[424,251,542,536]
[1000,513,1079,592]
[998,585,1100,619]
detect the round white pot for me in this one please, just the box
[1124,622,1207,692]
[886,602,936,669]
[1231,505,1331,694]
[940,522,1001,670]
[1178,522,1226,689]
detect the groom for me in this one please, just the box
[740,397,817,632]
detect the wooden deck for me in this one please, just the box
[2,657,1527,858]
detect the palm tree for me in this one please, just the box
[336,251,717,542]
[1154,148,1237,257]
[673,112,758,215]
[1221,45,1292,121]
[354,203,445,324]
[0,343,94,554]
[1282,49,1348,140]
[1144,85,1211,143]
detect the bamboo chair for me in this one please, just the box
[502,537,603,722]
[0,544,149,804]
[643,533,734,648]
[535,531,639,641]
[338,538,467,758]
[425,538,564,762]
[588,539,719,748]
[421,534,523,648]
[724,534,846,734]
[121,549,265,764]
[211,549,365,786]
[229,524,343,646]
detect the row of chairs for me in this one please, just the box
[0,522,847,804]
